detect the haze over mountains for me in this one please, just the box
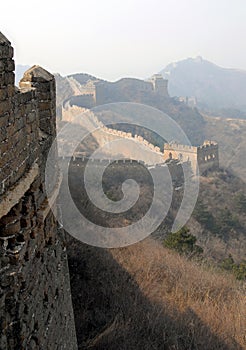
[55,72,205,146]
[16,57,246,117]
[161,57,246,113]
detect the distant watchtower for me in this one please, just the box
[163,141,219,175]
[150,74,169,97]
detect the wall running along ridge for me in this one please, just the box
[163,141,219,175]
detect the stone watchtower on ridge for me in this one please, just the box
[0,33,77,349]
[163,140,219,175]
[150,74,169,97]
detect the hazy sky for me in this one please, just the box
[1,0,246,80]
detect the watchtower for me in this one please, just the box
[163,141,219,175]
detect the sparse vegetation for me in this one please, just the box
[220,255,246,280]
[193,200,241,237]
[234,192,246,212]
[163,226,203,256]
[193,200,218,234]
[65,160,246,349]
[216,208,241,234]
[68,237,246,350]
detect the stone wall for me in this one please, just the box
[94,77,167,105]
[197,141,219,174]
[149,74,169,97]
[60,107,164,164]
[0,33,77,349]
[163,141,219,175]
[61,101,218,175]
[69,94,95,109]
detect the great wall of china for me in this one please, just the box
[62,104,219,175]
[62,73,169,110]
[0,33,77,350]
[0,31,220,350]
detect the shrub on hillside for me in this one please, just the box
[220,255,246,280]
[193,201,218,234]
[216,208,241,235]
[234,192,246,212]
[163,227,203,256]
[193,201,241,237]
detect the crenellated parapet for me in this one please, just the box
[163,140,219,175]
[71,74,169,108]
[20,65,56,136]
[90,113,162,155]
[149,74,169,97]
[164,142,197,153]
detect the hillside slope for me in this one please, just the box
[204,114,246,180]
[65,159,246,263]
[67,237,245,349]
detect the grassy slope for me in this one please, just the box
[64,161,246,349]
[188,170,246,262]
[65,160,246,262]
[67,237,245,350]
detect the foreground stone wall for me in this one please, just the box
[0,33,77,349]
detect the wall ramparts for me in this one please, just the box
[163,141,219,175]
[0,33,77,350]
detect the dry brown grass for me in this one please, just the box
[111,239,246,348]
[67,236,246,349]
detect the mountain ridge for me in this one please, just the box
[160,57,246,112]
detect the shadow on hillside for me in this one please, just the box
[66,237,242,350]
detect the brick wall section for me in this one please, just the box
[20,66,56,137]
[0,34,37,195]
[0,32,77,349]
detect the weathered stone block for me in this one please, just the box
[7,84,15,98]
[0,88,7,101]
[0,115,7,128]
[7,59,15,72]
[0,213,19,226]
[0,220,21,237]
[27,111,37,124]
[0,45,11,59]
[4,72,14,86]
[0,99,11,115]
[39,101,51,111]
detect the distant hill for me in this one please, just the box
[204,113,246,180]
[161,57,246,112]
[68,73,103,85]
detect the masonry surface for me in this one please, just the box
[163,141,219,175]
[0,33,77,349]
